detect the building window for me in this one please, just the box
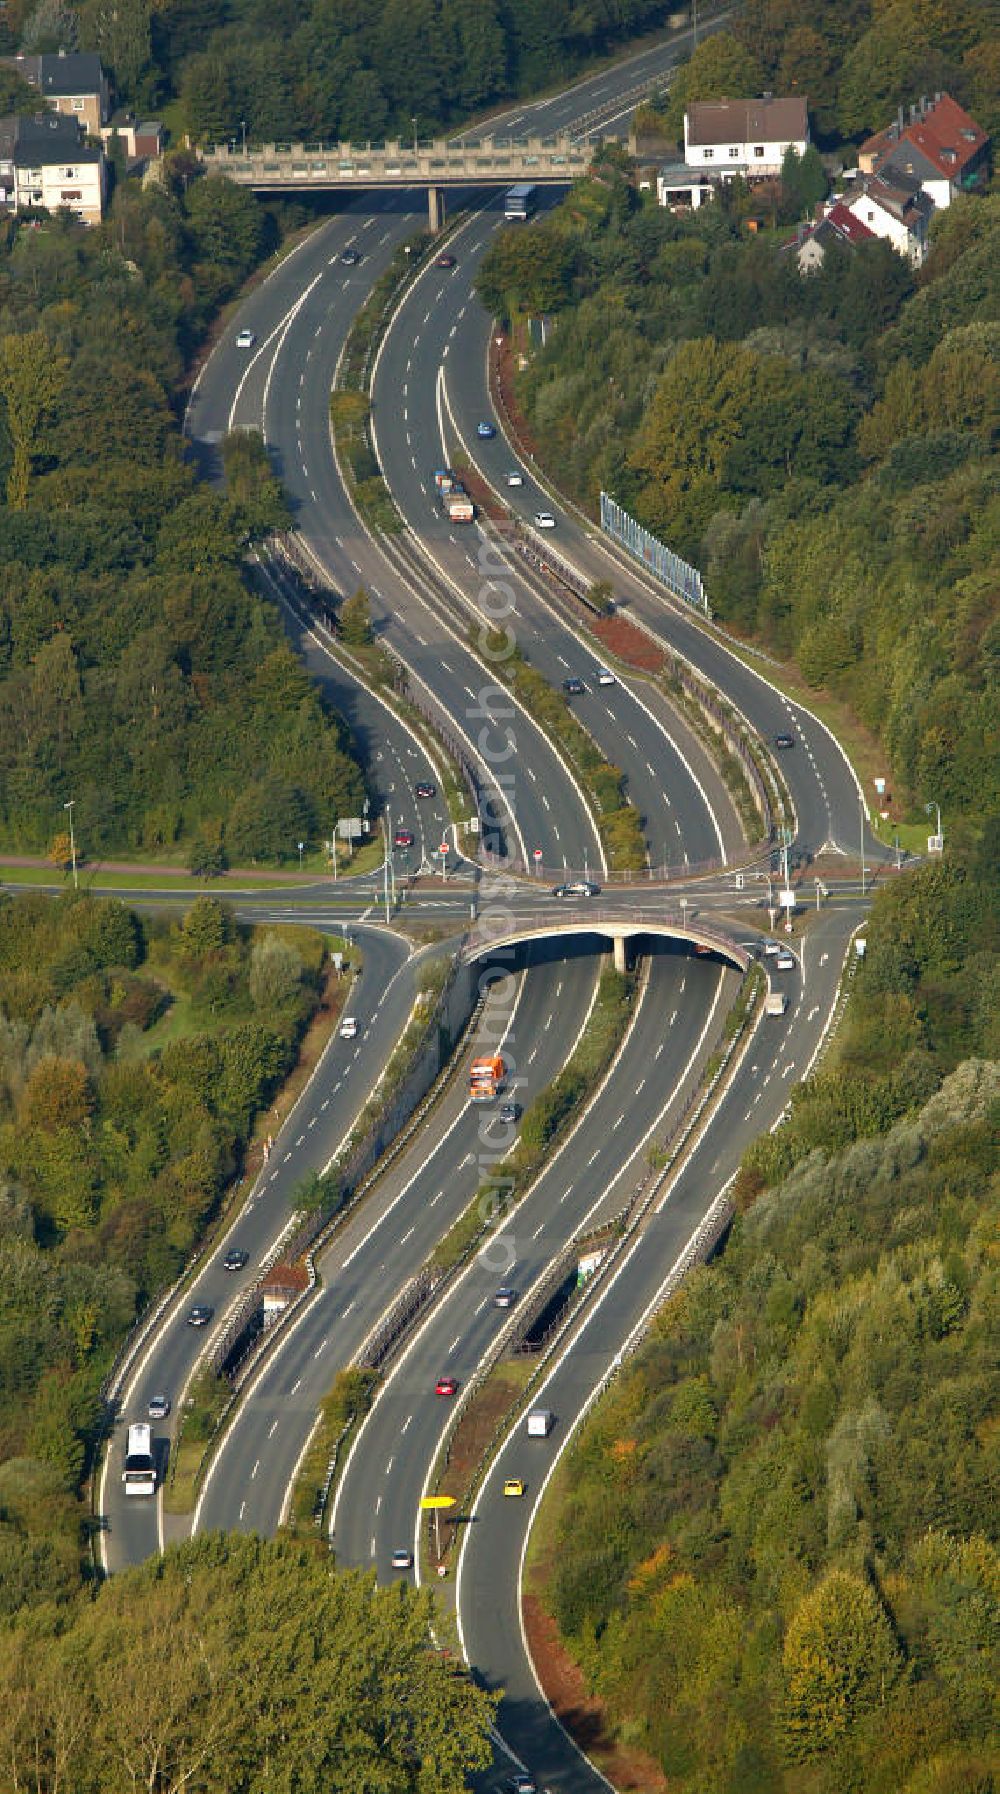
[754,145,764,158]
[703,146,713,159]
[72,97,84,111]
[728,146,738,157]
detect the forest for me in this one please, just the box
[540,831,1000,1793]
[0,1532,497,1790]
[0,889,328,1603]
[477,97,999,819]
[0,0,688,145]
[0,166,367,861]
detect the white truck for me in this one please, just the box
[526,1408,554,1438]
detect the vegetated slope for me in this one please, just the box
[0,1532,497,1792]
[534,835,1000,1793]
[0,173,364,861]
[0,890,328,1604]
[0,0,697,144]
[477,155,1000,821]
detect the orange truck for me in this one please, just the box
[469,1054,505,1101]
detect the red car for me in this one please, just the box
[435,1376,459,1397]
[394,828,415,849]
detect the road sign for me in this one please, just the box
[533,848,543,862]
[338,818,363,840]
[420,1495,456,1510]
[439,841,449,855]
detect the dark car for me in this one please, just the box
[340,247,361,265]
[186,1304,213,1327]
[562,676,585,695]
[774,732,796,749]
[498,1101,520,1124]
[435,253,456,269]
[414,781,436,799]
[493,1287,517,1309]
[552,880,600,898]
[394,828,415,849]
[223,1248,249,1272]
[506,1777,537,1794]
[476,421,496,439]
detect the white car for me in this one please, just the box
[339,1016,358,1039]
[762,940,780,956]
[596,667,615,686]
[533,511,556,529]
[506,470,524,487]
[236,328,256,349]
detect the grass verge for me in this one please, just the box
[284,1366,378,1534]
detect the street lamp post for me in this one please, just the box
[64,799,78,890]
[240,118,247,156]
[298,840,304,872]
[925,801,943,850]
[411,116,418,155]
[859,794,867,897]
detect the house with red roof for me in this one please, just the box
[859,92,989,210]
[792,201,876,272]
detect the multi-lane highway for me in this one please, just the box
[95,16,884,1792]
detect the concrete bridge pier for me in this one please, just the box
[428,185,445,232]
[610,929,630,975]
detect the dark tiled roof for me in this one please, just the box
[686,97,808,146]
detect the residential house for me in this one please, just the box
[860,92,989,209]
[840,167,933,266]
[0,112,106,224]
[3,50,109,134]
[683,96,809,180]
[100,114,165,164]
[654,162,714,210]
[792,201,876,272]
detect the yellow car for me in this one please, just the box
[503,1477,525,1498]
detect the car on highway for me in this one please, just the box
[506,1776,537,1794]
[498,1102,520,1124]
[552,881,601,898]
[477,421,496,439]
[493,1287,517,1308]
[774,732,796,749]
[435,253,456,269]
[562,676,585,695]
[762,940,780,956]
[596,667,615,686]
[147,1394,170,1420]
[390,1548,413,1569]
[186,1305,213,1327]
[236,328,256,349]
[414,781,436,799]
[339,1016,359,1040]
[533,511,556,528]
[222,1248,249,1272]
[506,470,524,487]
[435,1376,459,1397]
[775,951,796,970]
[394,828,415,848]
[340,247,361,265]
[503,1477,525,1498]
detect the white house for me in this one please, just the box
[684,96,809,179]
[0,112,106,225]
[840,168,933,267]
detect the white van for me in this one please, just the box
[527,1408,554,1438]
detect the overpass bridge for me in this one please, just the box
[462,907,753,976]
[200,132,598,228]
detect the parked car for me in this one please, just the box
[533,511,556,529]
[147,1394,171,1420]
[562,676,585,695]
[552,880,600,898]
[236,328,256,349]
[186,1305,213,1327]
[435,1376,459,1397]
[477,421,496,439]
[414,781,436,799]
[774,732,796,749]
[390,1548,413,1569]
[340,1016,358,1040]
[435,253,456,269]
[222,1248,249,1272]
